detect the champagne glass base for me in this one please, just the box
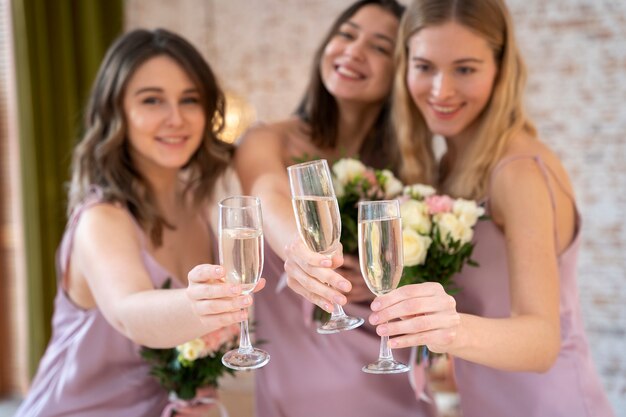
[317,315,364,334]
[362,359,410,374]
[221,348,270,371]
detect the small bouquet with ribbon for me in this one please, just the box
[398,183,485,363]
[140,323,239,417]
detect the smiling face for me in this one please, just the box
[320,4,399,105]
[123,55,206,175]
[406,21,498,143]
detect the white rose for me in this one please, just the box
[380,170,403,198]
[400,199,432,234]
[453,199,485,228]
[332,175,345,198]
[177,338,206,362]
[403,184,436,199]
[332,158,366,185]
[434,212,474,246]
[402,228,432,266]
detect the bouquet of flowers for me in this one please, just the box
[140,282,239,414]
[398,183,485,362]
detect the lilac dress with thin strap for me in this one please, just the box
[14,191,191,417]
[253,244,438,417]
[452,156,615,417]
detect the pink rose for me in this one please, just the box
[425,195,454,214]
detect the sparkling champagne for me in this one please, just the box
[292,196,341,255]
[358,217,403,296]
[220,227,264,294]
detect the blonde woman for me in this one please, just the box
[370,0,616,416]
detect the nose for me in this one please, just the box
[431,72,454,99]
[166,103,184,126]
[344,38,366,61]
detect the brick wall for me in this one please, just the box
[126,0,626,412]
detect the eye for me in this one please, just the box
[456,66,476,75]
[141,96,162,105]
[181,96,201,105]
[337,30,356,41]
[413,63,432,72]
[371,44,391,55]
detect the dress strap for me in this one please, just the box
[57,187,147,290]
[488,155,576,253]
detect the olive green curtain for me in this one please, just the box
[11,0,123,376]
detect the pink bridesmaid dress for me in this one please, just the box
[452,155,615,417]
[15,189,191,417]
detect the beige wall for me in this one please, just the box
[126,0,626,412]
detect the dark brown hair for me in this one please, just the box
[295,0,405,170]
[69,28,233,245]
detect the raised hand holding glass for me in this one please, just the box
[287,159,364,334]
[219,196,270,370]
[358,200,409,374]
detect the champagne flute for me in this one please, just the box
[287,159,364,334]
[358,200,409,374]
[219,196,270,370]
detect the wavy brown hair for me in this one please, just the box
[68,28,233,246]
[295,0,405,170]
[394,0,536,199]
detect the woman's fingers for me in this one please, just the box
[285,257,347,309]
[285,239,351,292]
[388,328,459,351]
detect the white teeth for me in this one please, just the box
[336,66,361,79]
[158,137,185,144]
[432,104,457,114]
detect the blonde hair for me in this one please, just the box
[394,0,536,199]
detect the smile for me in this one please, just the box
[157,136,187,144]
[430,103,464,118]
[335,65,365,80]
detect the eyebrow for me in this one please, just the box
[344,21,395,45]
[412,56,485,65]
[134,87,199,96]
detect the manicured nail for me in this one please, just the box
[389,339,398,348]
[377,325,388,336]
[333,295,345,304]
[370,314,379,324]
[323,303,332,312]
[240,296,252,307]
[320,259,332,267]
[215,266,223,275]
[339,281,350,292]
[371,301,380,311]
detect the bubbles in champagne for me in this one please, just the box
[292,196,341,255]
[220,227,264,294]
[358,217,403,296]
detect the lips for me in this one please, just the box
[335,63,365,80]
[156,136,188,144]
[430,102,464,118]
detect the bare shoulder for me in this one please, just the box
[498,133,574,193]
[74,202,141,252]
[490,133,574,226]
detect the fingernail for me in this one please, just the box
[320,259,332,267]
[323,303,332,312]
[333,295,345,304]
[339,281,350,292]
[215,266,223,275]
[389,339,398,348]
[377,325,388,336]
[240,296,252,306]
[370,314,379,324]
[371,301,380,311]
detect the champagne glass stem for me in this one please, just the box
[378,334,394,362]
[238,309,253,353]
[331,304,347,319]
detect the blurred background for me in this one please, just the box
[0,0,624,415]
